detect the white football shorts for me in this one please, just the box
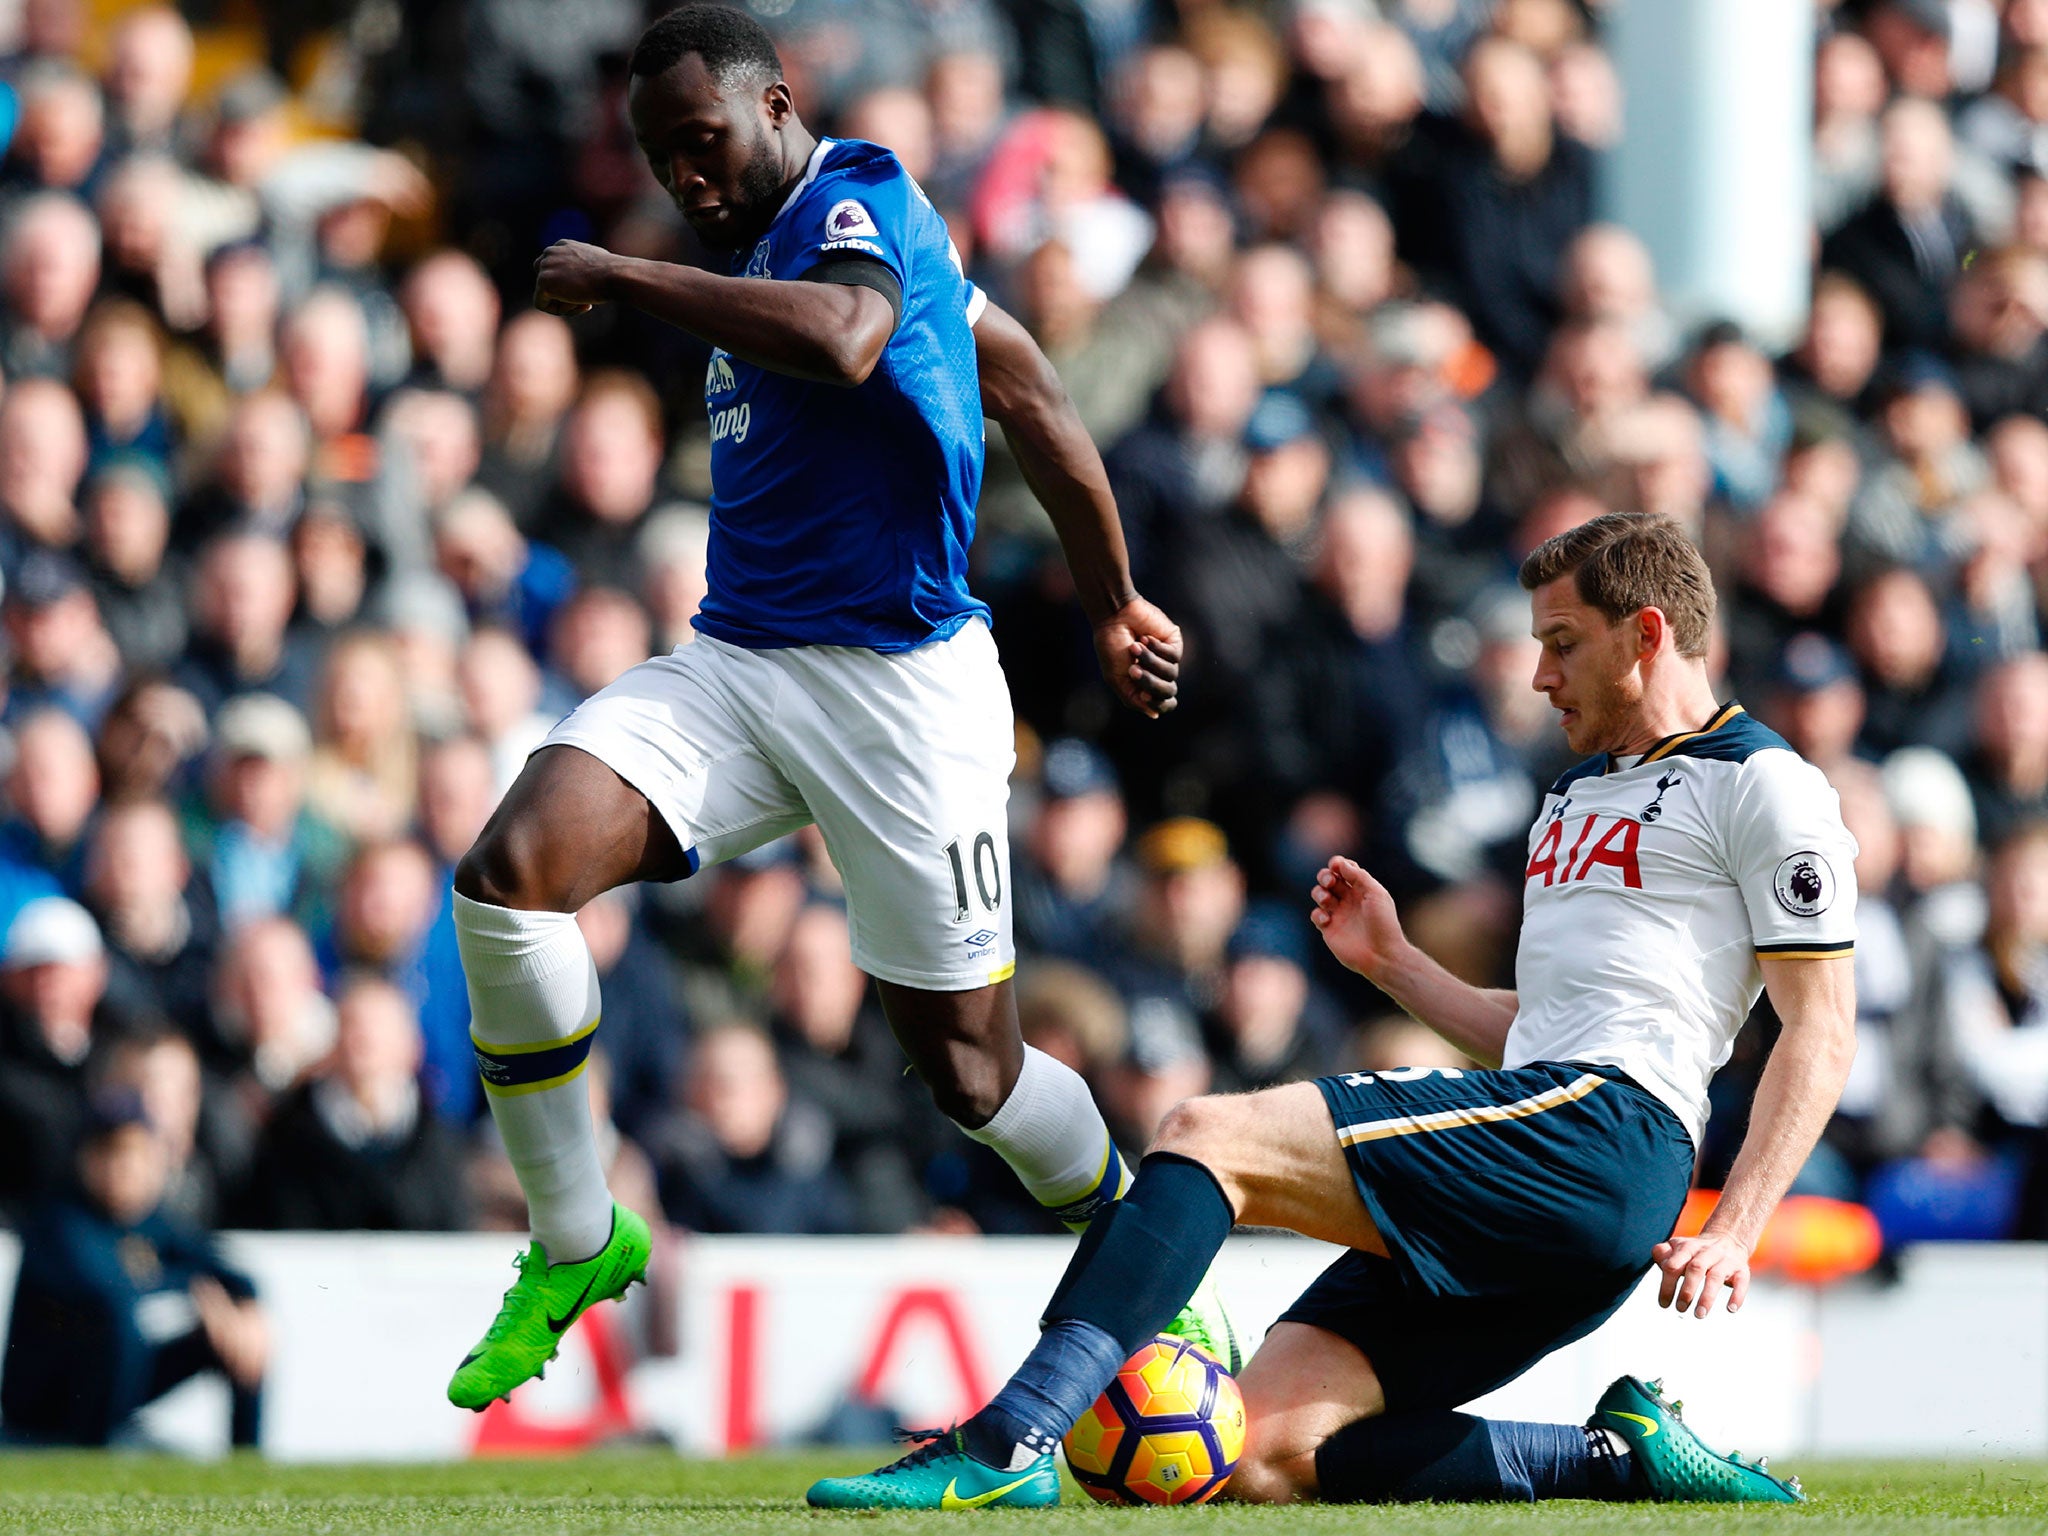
[539,618,1017,991]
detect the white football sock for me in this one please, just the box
[455,893,614,1263]
[961,1045,1131,1232]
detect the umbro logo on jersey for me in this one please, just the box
[1773,851,1835,916]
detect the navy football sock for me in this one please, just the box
[1315,1412,1637,1503]
[960,1152,1236,1468]
[960,1319,1126,1469]
[1040,1152,1235,1352]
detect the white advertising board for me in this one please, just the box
[0,1234,2040,1461]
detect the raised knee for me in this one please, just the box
[1151,1095,1228,1161]
[454,825,565,911]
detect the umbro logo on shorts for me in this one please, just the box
[964,928,998,948]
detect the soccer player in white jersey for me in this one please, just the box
[811,512,1857,1509]
[442,5,1234,1413]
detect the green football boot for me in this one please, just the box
[447,1202,652,1411]
[1163,1262,1243,1372]
[806,1427,1061,1510]
[1591,1375,1805,1503]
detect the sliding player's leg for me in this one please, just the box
[805,1081,1354,1507]
[1228,1320,1638,1504]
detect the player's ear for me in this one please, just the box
[763,79,794,127]
[1636,604,1668,661]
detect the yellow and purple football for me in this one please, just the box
[1062,1335,1246,1505]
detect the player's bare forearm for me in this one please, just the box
[1707,955,1858,1249]
[974,299,1182,716]
[1372,945,1519,1067]
[1653,954,1856,1319]
[1311,856,1518,1065]
[974,300,1133,621]
[534,240,892,386]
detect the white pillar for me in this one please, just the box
[1604,0,1815,350]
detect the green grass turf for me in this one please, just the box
[0,1452,2044,1535]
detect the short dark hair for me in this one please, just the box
[630,5,782,89]
[1517,511,1716,658]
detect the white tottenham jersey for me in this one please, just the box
[1505,703,1858,1146]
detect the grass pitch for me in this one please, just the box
[0,1452,2043,1534]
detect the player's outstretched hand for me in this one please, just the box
[534,239,619,316]
[1309,856,1404,981]
[1095,596,1182,718]
[1652,1231,1750,1319]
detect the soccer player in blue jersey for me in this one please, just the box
[443,4,1230,1411]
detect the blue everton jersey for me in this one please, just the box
[693,137,990,652]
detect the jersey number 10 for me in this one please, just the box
[945,832,1002,922]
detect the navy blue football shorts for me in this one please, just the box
[1276,1060,1694,1412]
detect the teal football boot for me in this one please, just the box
[805,1427,1061,1510]
[1592,1375,1804,1503]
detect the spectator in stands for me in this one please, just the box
[1014,739,1132,969]
[1927,824,2048,1177]
[288,498,370,641]
[93,675,207,805]
[457,625,553,796]
[0,375,90,576]
[476,311,578,530]
[1724,488,1849,700]
[571,885,686,1145]
[636,503,709,655]
[83,457,185,670]
[85,797,216,1047]
[1850,564,1979,760]
[1394,35,1593,379]
[1202,900,1343,1093]
[1118,817,1245,1018]
[1762,634,1868,778]
[190,693,342,931]
[93,1023,248,1233]
[1,1089,265,1447]
[1778,271,1887,422]
[651,1022,855,1235]
[1823,96,1980,355]
[322,837,469,1120]
[533,372,666,589]
[1968,652,2048,844]
[400,250,499,396]
[4,551,125,729]
[305,631,417,846]
[2,708,99,899]
[179,392,310,553]
[242,974,469,1231]
[0,896,118,1211]
[173,532,317,716]
[0,193,102,380]
[99,5,194,162]
[434,489,575,659]
[772,901,935,1233]
[209,916,334,1101]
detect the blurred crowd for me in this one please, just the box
[1,0,2048,1355]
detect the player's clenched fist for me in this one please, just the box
[533,239,620,315]
[1309,856,1405,982]
[1093,595,1182,718]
